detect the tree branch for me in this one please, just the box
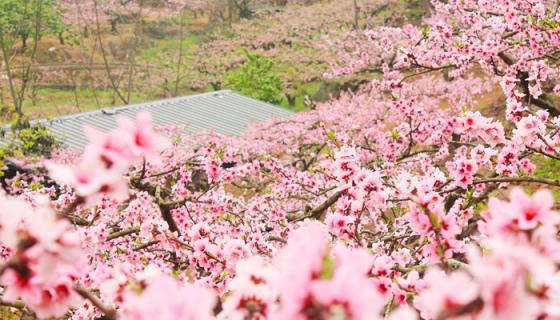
[106,226,140,241]
[473,176,560,188]
[288,190,345,222]
[74,285,118,320]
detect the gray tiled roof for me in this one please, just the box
[8,90,293,150]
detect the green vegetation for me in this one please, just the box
[0,0,65,50]
[0,0,432,125]
[21,87,154,118]
[140,34,202,67]
[533,155,560,200]
[10,125,57,157]
[226,51,284,105]
[0,125,57,176]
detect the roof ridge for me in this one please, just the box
[0,90,293,149]
[41,90,235,125]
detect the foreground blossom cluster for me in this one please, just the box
[0,196,82,318]
[1,0,560,319]
[46,112,169,204]
[2,180,560,319]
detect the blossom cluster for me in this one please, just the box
[46,112,168,204]
[0,196,82,318]
[1,0,560,319]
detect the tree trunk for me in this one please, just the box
[21,34,28,52]
[0,30,22,119]
[353,0,359,30]
[111,18,119,33]
[228,0,234,25]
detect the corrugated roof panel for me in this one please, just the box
[2,90,293,150]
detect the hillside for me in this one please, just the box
[2,1,560,319]
[0,0,429,122]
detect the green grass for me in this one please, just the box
[138,34,202,67]
[3,1,421,123]
[19,87,154,121]
[283,81,323,111]
[532,155,560,200]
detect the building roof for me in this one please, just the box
[11,90,293,150]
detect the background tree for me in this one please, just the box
[0,0,64,51]
[226,50,284,104]
[0,0,64,123]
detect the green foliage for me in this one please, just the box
[16,126,57,157]
[0,149,6,177]
[0,0,64,48]
[1,125,58,161]
[0,125,55,177]
[0,305,32,320]
[534,157,560,179]
[226,50,285,105]
[533,155,560,200]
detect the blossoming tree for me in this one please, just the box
[1,0,560,319]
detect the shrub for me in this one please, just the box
[226,50,285,105]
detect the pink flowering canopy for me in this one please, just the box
[2,0,560,319]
